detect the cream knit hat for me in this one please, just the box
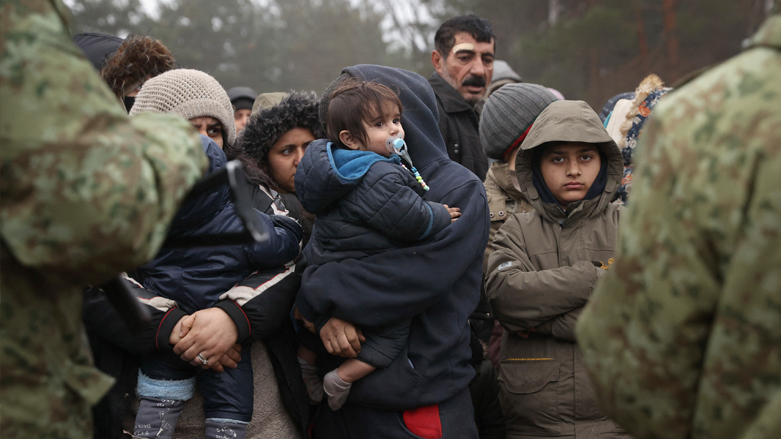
[130,69,236,145]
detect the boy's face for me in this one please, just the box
[539,142,602,209]
[340,102,404,157]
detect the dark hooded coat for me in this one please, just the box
[295,65,490,411]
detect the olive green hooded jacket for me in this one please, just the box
[485,100,627,439]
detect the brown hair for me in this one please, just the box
[325,79,403,147]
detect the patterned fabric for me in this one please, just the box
[0,1,206,437]
[576,12,781,439]
[613,87,671,205]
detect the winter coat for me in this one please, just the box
[133,136,302,316]
[483,161,535,273]
[485,100,627,439]
[1,2,207,437]
[576,12,781,439]
[295,141,452,266]
[296,64,490,411]
[84,141,311,438]
[429,72,489,181]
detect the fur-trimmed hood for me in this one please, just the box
[100,35,177,99]
[238,91,325,172]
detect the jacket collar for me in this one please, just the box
[428,72,476,114]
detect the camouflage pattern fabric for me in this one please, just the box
[576,12,781,439]
[0,0,207,437]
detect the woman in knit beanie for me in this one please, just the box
[130,69,236,149]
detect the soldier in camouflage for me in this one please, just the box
[0,1,208,438]
[576,10,781,439]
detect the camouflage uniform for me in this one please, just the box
[0,1,207,438]
[576,12,781,439]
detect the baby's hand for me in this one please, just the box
[443,204,461,223]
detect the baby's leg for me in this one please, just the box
[324,359,376,411]
[135,396,187,439]
[134,354,195,439]
[198,345,253,439]
[297,345,323,403]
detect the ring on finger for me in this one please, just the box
[197,353,208,365]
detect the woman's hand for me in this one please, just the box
[320,317,366,358]
[173,308,238,372]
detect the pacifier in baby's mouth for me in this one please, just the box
[385,135,406,155]
[385,136,429,191]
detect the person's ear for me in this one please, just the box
[432,50,445,74]
[339,130,359,150]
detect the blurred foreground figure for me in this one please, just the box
[577,10,781,439]
[0,1,207,438]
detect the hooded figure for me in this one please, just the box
[485,100,629,439]
[295,65,489,439]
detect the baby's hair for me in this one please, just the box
[326,79,403,147]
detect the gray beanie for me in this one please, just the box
[130,69,236,146]
[479,83,558,161]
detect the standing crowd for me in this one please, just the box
[1,2,780,439]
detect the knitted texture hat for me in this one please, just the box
[479,83,558,161]
[130,69,236,145]
[239,91,324,170]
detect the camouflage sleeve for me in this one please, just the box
[0,0,207,286]
[575,38,781,439]
[485,214,598,333]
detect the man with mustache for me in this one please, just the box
[429,15,496,181]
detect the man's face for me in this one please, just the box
[432,32,495,106]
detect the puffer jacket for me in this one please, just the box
[134,136,302,314]
[485,100,628,439]
[295,141,451,265]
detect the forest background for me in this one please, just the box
[66,0,776,110]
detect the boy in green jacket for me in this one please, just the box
[485,100,628,439]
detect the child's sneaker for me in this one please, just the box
[298,357,323,404]
[323,369,352,411]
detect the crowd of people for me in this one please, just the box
[1,2,780,439]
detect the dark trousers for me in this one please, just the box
[311,386,477,439]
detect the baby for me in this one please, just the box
[295,79,460,410]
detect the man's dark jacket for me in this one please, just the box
[296,64,490,411]
[428,72,488,181]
